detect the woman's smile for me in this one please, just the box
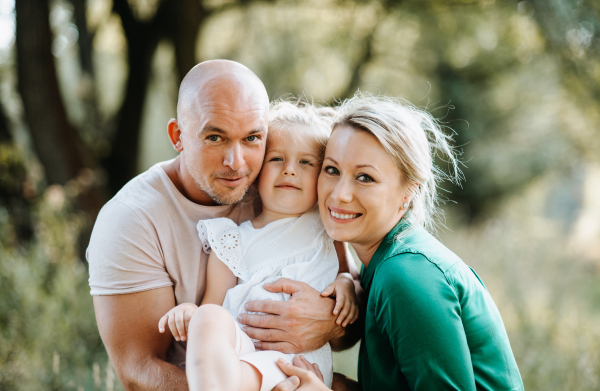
[328,206,362,222]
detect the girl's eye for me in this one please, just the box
[270,157,283,162]
[247,135,258,142]
[300,160,313,166]
[208,135,221,142]
[324,166,339,175]
[357,174,374,183]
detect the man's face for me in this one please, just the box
[180,86,268,205]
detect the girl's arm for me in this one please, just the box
[201,250,238,305]
[334,241,359,279]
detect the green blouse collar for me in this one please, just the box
[360,215,412,291]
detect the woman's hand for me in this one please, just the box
[272,356,331,391]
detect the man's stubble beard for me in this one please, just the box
[183,151,252,205]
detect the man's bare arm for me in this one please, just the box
[93,287,188,391]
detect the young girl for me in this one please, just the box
[158,101,358,391]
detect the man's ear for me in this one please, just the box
[168,119,183,152]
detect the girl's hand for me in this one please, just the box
[273,356,330,391]
[158,303,198,341]
[320,273,359,327]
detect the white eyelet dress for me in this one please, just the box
[197,207,338,390]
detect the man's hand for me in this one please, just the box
[238,278,345,353]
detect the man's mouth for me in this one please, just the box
[329,207,362,221]
[218,177,245,187]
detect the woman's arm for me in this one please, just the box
[374,254,476,391]
[201,250,238,305]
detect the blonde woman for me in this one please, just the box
[275,94,524,391]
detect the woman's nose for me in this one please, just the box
[331,178,352,203]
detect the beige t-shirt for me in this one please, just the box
[86,160,260,366]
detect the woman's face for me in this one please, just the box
[318,125,410,250]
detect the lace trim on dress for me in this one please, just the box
[197,219,247,279]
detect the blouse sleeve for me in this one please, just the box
[197,218,246,279]
[372,253,476,391]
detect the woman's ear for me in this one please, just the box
[401,182,418,210]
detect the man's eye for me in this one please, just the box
[324,166,339,175]
[247,135,258,142]
[357,174,374,183]
[208,135,220,142]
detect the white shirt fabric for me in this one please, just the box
[197,206,338,387]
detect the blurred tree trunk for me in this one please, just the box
[15,0,87,186]
[0,100,34,244]
[171,0,205,82]
[104,0,207,194]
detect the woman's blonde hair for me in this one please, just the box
[268,98,337,160]
[333,92,463,237]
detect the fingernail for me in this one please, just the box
[242,327,247,332]
[277,358,284,363]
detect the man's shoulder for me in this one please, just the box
[110,162,172,212]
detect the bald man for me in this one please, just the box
[87,60,352,390]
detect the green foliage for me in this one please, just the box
[0,185,122,391]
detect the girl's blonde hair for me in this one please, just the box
[333,92,463,237]
[268,99,337,160]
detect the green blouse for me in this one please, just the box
[358,219,524,391]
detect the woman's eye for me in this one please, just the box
[357,174,374,183]
[324,166,339,175]
[208,135,221,142]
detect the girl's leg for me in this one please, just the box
[186,304,262,391]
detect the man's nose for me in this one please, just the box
[223,143,245,171]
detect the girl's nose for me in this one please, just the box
[283,162,297,176]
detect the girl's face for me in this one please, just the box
[318,126,410,249]
[257,126,322,216]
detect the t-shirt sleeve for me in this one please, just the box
[372,253,476,391]
[86,200,172,295]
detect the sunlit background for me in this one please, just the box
[1,0,600,390]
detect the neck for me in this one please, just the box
[251,207,302,229]
[351,237,385,269]
[163,156,219,206]
[352,213,406,268]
